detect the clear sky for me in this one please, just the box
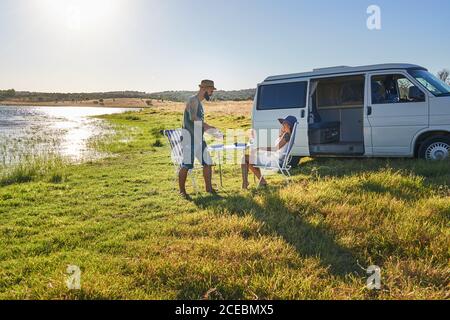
[1,0,449,93]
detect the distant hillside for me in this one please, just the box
[1,91,150,103]
[1,89,256,103]
[148,89,256,102]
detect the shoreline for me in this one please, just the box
[1,100,254,117]
[0,104,145,109]
[0,97,152,108]
[0,106,139,170]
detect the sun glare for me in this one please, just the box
[38,0,123,32]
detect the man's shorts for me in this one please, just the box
[181,140,213,170]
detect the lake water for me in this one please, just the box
[0,106,139,167]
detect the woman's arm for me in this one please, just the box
[276,133,289,150]
[258,133,289,151]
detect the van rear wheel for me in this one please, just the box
[418,135,450,161]
[288,156,302,168]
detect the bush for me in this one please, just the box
[0,157,67,186]
[125,115,140,121]
[0,89,16,101]
[0,165,35,186]
[48,172,64,184]
[152,139,163,147]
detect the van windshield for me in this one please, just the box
[408,69,450,96]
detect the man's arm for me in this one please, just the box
[203,122,215,131]
[187,97,199,122]
[187,97,216,131]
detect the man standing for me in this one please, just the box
[179,80,219,199]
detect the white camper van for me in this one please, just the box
[252,64,450,165]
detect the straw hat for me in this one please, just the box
[199,79,217,90]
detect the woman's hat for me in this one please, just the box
[278,116,297,130]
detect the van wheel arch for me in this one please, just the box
[414,131,450,158]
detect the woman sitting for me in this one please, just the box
[241,116,297,189]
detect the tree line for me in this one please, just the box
[437,69,450,83]
[0,89,16,101]
[0,90,150,103]
[0,89,256,102]
[1,70,449,103]
[147,89,256,102]
[0,89,256,103]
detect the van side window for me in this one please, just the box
[316,75,365,108]
[257,81,307,110]
[371,74,425,104]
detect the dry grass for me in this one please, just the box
[1,99,254,114]
[153,100,253,117]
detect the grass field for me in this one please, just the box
[0,102,449,300]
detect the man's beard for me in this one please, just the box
[204,92,211,101]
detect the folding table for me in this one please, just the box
[207,143,250,188]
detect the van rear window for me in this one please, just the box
[257,81,307,110]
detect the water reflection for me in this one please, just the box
[0,106,139,167]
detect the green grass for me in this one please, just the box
[1,156,69,187]
[0,108,448,300]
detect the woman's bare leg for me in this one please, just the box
[248,164,267,186]
[241,155,250,189]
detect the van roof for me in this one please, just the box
[264,63,426,82]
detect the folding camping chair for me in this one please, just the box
[254,122,298,186]
[162,129,199,194]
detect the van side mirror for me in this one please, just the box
[408,86,425,102]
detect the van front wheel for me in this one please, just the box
[418,135,450,161]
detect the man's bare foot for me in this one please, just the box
[242,182,249,190]
[206,189,220,197]
[179,192,192,200]
[258,180,268,188]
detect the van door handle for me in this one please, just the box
[367,106,372,116]
[301,110,305,118]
